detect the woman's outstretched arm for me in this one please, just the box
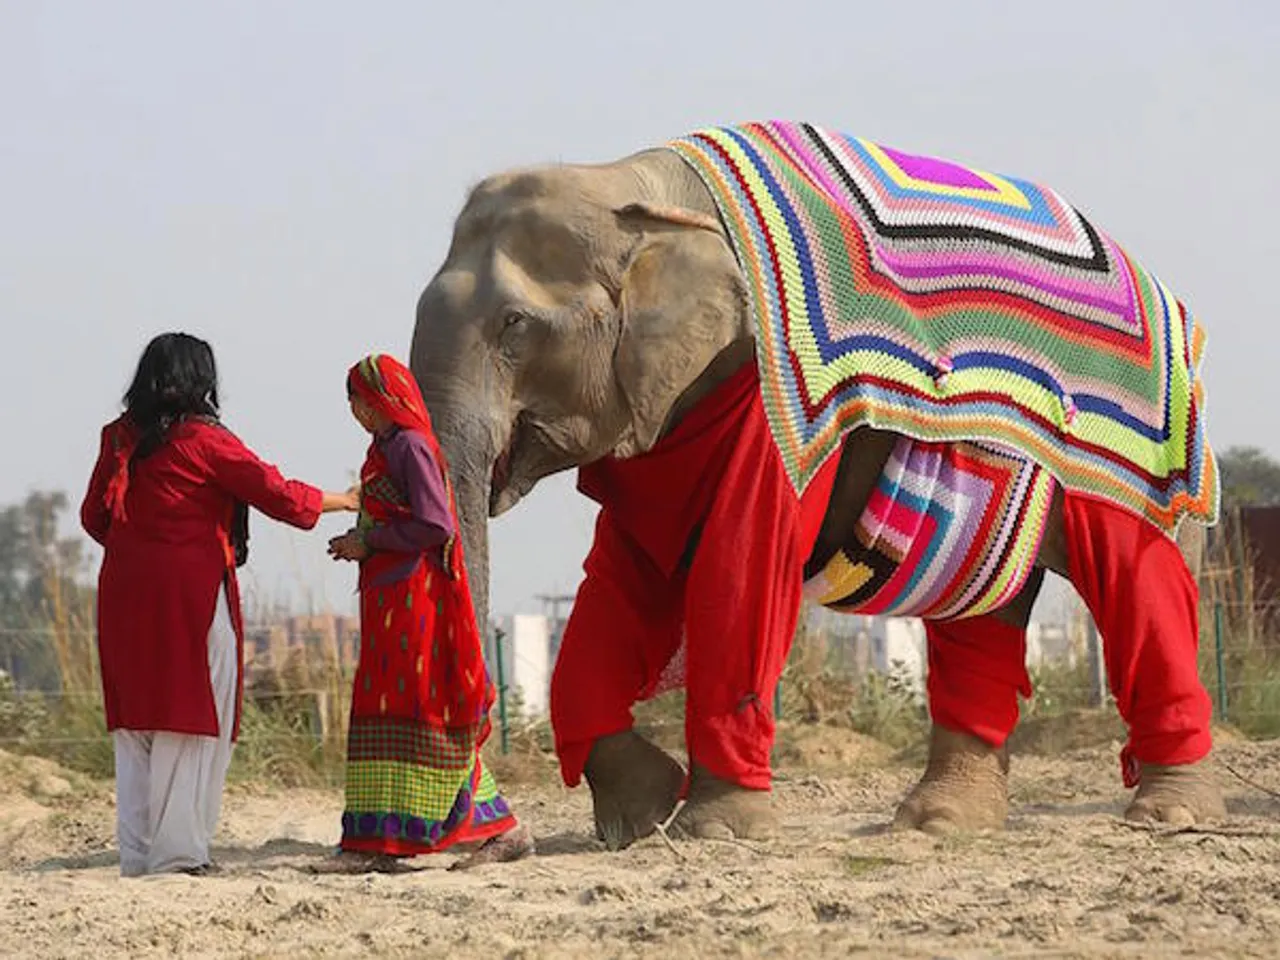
[202,424,355,529]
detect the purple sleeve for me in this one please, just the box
[363,430,455,554]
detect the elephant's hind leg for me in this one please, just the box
[1059,493,1224,826]
[893,570,1044,833]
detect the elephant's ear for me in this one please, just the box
[610,205,747,453]
[614,202,724,235]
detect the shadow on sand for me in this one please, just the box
[27,832,605,875]
[30,838,335,874]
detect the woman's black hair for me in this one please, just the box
[123,332,221,459]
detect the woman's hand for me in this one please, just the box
[322,484,362,513]
[328,530,370,562]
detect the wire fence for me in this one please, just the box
[3,596,1280,778]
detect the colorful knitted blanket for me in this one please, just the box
[803,437,1055,620]
[667,122,1219,536]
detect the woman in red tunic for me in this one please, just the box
[80,333,358,877]
[323,353,533,872]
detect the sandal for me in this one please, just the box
[178,862,223,877]
[448,824,536,871]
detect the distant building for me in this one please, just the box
[535,594,575,663]
[805,608,928,693]
[242,612,360,677]
[485,613,552,717]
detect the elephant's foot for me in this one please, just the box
[670,764,778,841]
[1125,760,1226,827]
[583,731,685,851]
[892,726,1009,834]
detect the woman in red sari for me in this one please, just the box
[324,353,533,871]
[81,332,359,877]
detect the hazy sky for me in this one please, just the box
[2,1,1276,622]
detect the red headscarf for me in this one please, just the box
[346,353,466,581]
[347,354,437,442]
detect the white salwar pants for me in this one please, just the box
[113,584,238,876]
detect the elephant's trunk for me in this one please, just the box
[451,462,493,637]
[429,401,497,636]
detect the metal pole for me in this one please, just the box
[494,626,510,754]
[1213,602,1228,722]
[773,677,783,720]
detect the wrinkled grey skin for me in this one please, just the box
[409,147,1224,846]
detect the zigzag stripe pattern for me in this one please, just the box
[804,438,1056,620]
[668,122,1219,535]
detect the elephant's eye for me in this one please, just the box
[501,311,528,331]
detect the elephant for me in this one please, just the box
[408,121,1226,847]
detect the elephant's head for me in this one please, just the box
[410,148,752,627]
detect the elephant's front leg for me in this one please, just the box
[669,618,787,842]
[667,397,826,843]
[548,512,687,851]
[893,610,1031,833]
[671,656,783,841]
[582,730,686,850]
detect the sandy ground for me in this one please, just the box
[2,724,1279,959]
